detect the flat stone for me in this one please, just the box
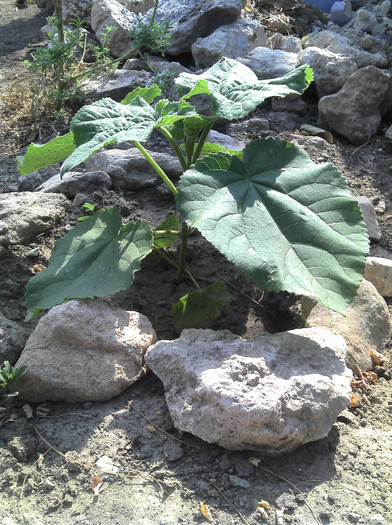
[36,170,112,198]
[238,47,298,79]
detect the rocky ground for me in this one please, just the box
[1,1,392,524]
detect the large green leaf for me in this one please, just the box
[61,97,158,175]
[176,138,369,313]
[25,207,153,319]
[17,132,76,176]
[121,85,162,105]
[175,57,313,120]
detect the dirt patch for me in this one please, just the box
[1,2,392,525]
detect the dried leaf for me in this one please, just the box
[258,500,271,510]
[374,201,386,214]
[200,502,213,522]
[362,371,378,383]
[370,349,388,366]
[348,394,360,408]
[146,424,158,434]
[257,506,269,520]
[91,477,103,496]
[248,457,261,467]
[36,404,51,417]
[300,124,333,144]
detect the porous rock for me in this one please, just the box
[145,327,352,454]
[0,192,69,247]
[318,66,390,145]
[0,312,27,365]
[85,148,182,189]
[14,300,156,403]
[36,170,112,198]
[302,279,391,371]
[364,257,392,297]
[191,19,267,70]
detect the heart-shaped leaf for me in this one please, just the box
[25,207,153,319]
[177,138,369,313]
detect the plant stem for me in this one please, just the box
[69,47,136,83]
[155,247,200,289]
[157,126,188,171]
[133,141,178,195]
[150,0,159,25]
[192,121,214,163]
[53,0,65,98]
[176,221,190,283]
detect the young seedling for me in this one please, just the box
[0,361,27,402]
[18,57,369,324]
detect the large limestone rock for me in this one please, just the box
[191,19,267,70]
[0,193,69,247]
[299,47,357,97]
[303,279,391,371]
[145,327,352,454]
[91,0,138,57]
[318,66,390,145]
[91,0,243,57]
[85,148,182,189]
[14,300,156,403]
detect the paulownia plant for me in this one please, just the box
[18,57,369,323]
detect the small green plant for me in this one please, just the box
[77,202,97,222]
[0,361,27,402]
[129,17,172,58]
[18,58,369,324]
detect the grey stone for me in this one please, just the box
[191,19,267,70]
[318,66,389,145]
[14,300,156,403]
[302,279,391,371]
[83,70,152,102]
[0,313,27,365]
[238,47,298,80]
[356,196,382,241]
[0,192,69,247]
[85,147,182,189]
[149,0,243,56]
[163,440,183,462]
[363,257,392,297]
[207,130,244,151]
[299,47,357,97]
[8,437,36,463]
[271,96,307,115]
[281,35,302,53]
[304,31,388,69]
[145,327,351,454]
[145,56,191,77]
[90,0,137,57]
[331,0,352,26]
[18,171,44,192]
[36,170,112,198]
